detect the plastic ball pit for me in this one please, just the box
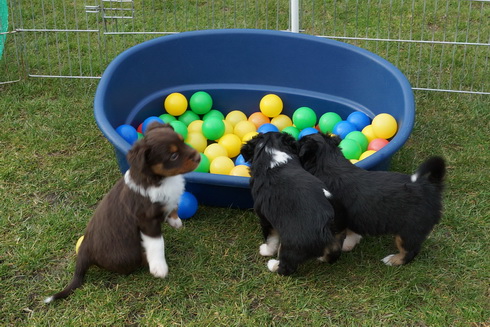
[94,29,415,209]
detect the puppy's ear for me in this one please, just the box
[326,133,341,147]
[145,121,173,134]
[240,134,263,162]
[298,136,319,161]
[281,132,299,154]
[127,139,150,172]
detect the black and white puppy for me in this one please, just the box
[45,122,200,302]
[299,132,446,266]
[241,132,342,276]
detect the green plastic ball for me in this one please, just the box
[339,139,362,160]
[159,113,177,123]
[178,110,200,126]
[203,109,225,121]
[344,131,369,152]
[169,120,188,139]
[292,107,317,130]
[282,126,301,140]
[319,112,342,133]
[202,117,225,140]
[190,91,213,115]
[194,153,210,173]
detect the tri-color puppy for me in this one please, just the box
[241,132,343,276]
[45,122,200,302]
[298,132,446,266]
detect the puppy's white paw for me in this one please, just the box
[382,254,395,266]
[267,259,280,272]
[342,233,362,252]
[259,243,277,257]
[149,260,169,278]
[167,217,183,229]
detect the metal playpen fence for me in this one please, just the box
[1,0,489,95]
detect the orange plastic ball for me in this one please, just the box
[210,156,235,175]
[248,112,271,129]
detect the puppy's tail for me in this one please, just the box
[44,252,91,303]
[411,156,446,188]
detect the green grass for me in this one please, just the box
[1,79,489,326]
[1,0,489,325]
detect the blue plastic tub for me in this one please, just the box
[94,29,415,209]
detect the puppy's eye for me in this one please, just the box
[170,152,179,161]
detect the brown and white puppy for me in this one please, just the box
[45,122,200,302]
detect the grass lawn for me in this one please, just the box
[1,77,489,326]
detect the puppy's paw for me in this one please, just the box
[149,260,169,278]
[342,233,362,252]
[167,217,183,229]
[267,259,280,273]
[381,254,404,266]
[259,243,277,257]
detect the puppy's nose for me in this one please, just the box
[192,152,201,163]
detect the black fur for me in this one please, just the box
[299,132,445,265]
[241,132,342,275]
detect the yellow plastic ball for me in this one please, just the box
[242,131,259,143]
[359,150,377,161]
[222,119,234,135]
[349,159,359,164]
[372,113,398,139]
[225,110,248,127]
[218,134,242,158]
[210,156,235,175]
[204,143,228,162]
[260,94,283,118]
[234,120,257,139]
[271,114,293,131]
[187,120,204,134]
[361,125,377,143]
[185,132,208,153]
[229,165,251,177]
[164,93,188,116]
[75,235,84,254]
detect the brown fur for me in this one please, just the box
[45,122,200,302]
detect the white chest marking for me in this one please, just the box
[266,147,291,169]
[323,189,333,198]
[411,173,418,182]
[124,170,185,209]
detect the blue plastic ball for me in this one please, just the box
[177,192,198,219]
[235,154,251,167]
[257,123,279,134]
[333,121,357,139]
[347,111,371,131]
[116,124,138,145]
[142,116,164,134]
[298,127,319,139]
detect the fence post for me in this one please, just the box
[290,0,299,33]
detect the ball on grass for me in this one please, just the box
[178,192,198,219]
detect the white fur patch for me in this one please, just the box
[411,173,418,182]
[342,232,363,252]
[323,189,333,198]
[140,232,168,278]
[260,231,280,256]
[125,170,184,209]
[266,147,291,169]
[382,254,396,266]
[166,217,183,229]
[44,296,54,304]
[267,259,280,272]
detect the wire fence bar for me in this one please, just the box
[0,0,488,95]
